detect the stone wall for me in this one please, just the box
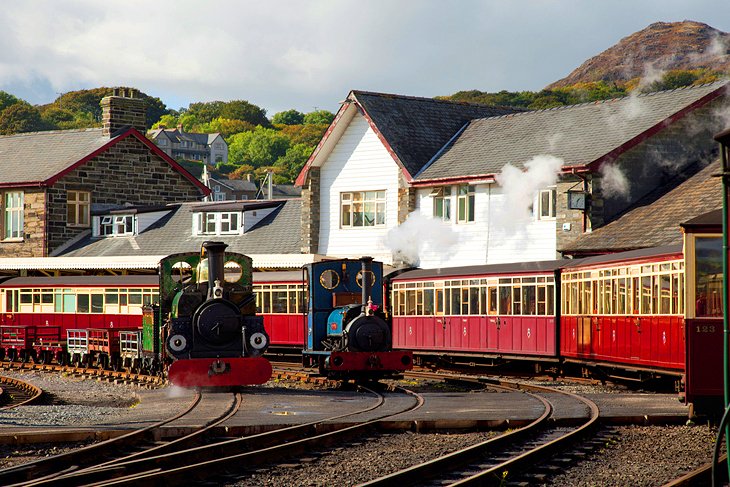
[397,175,416,224]
[45,135,203,252]
[101,89,147,136]
[0,189,46,257]
[300,167,320,254]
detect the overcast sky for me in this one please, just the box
[1,0,728,116]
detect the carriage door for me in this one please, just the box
[484,282,499,352]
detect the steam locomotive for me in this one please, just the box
[302,257,413,379]
[160,241,272,387]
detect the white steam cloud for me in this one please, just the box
[494,154,564,231]
[383,212,458,267]
[600,163,630,198]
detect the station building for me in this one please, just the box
[296,82,729,268]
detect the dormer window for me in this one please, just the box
[193,211,241,236]
[93,214,135,237]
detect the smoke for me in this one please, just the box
[493,155,564,231]
[167,385,188,398]
[599,163,630,198]
[383,212,458,266]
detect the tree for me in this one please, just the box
[198,117,255,137]
[229,164,256,180]
[0,91,19,113]
[280,123,329,146]
[304,109,335,125]
[227,126,290,166]
[0,102,45,134]
[151,114,179,129]
[272,109,304,125]
[220,100,270,127]
[187,101,225,124]
[275,143,313,182]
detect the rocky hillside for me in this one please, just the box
[548,21,730,88]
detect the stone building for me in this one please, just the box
[0,88,209,258]
[297,82,729,267]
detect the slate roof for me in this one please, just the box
[350,91,520,177]
[417,81,729,181]
[560,158,723,254]
[0,128,110,185]
[58,199,302,257]
[149,128,221,147]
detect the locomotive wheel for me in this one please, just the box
[57,352,68,366]
[38,351,50,364]
[20,351,31,363]
[0,349,4,361]
[71,353,81,367]
[7,349,16,362]
[111,357,122,371]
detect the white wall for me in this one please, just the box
[414,183,557,268]
[318,113,401,263]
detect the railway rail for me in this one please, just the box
[0,360,164,387]
[361,372,600,486]
[23,384,422,486]
[0,375,43,409]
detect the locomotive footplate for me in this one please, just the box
[327,351,413,372]
[168,357,272,387]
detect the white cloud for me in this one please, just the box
[0,1,727,114]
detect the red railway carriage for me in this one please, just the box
[0,275,158,364]
[253,271,306,351]
[681,210,724,413]
[389,261,569,361]
[559,245,686,376]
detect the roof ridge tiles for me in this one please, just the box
[350,89,521,111]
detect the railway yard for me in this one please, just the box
[0,363,720,486]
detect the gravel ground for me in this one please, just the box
[224,424,718,486]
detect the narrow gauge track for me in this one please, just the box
[31,385,423,486]
[0,375,43,409]
[0,360,164,387]
[357,371,600,486]
[0,390,210,486]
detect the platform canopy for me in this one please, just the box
[0,253,325,274]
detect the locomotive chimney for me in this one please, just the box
[203,241,228,299]
[360,256,373,311]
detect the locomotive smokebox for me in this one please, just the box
[360,256,373,310]
[203,241,228,299]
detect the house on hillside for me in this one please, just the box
[296,83,729,267]
[148,128,228,165]
[0,88,208,258]
[206,176,258,201]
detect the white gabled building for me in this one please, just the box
[297,84,729,268]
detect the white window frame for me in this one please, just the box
[94,214,135,237]
[538,188,557,220]
[456,185,475,224]
[67,190,91,228]
[4,191,23,240]
[194,212,241,235]
[340,190,386,228]
[432,187,452,221]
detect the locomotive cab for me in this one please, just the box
[303,256,412,379]
[161,241,272,387]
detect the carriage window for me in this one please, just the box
[641,276,652,314]
[499,286,511,314]
[91,294,104,313]
[77,294,90,313]
[423,288,434,315]
[522,285,536,315]
[272,288,288,313]
[512,286,522,315]
[407,290,417,315]
[695,237,722,317]
[320,270,340,290]
[488,287,498,314]
[435,288,444,315]
[128,290,142,305]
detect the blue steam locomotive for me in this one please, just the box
[302,256,412,380]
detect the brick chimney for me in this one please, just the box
[100,87,147,137]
